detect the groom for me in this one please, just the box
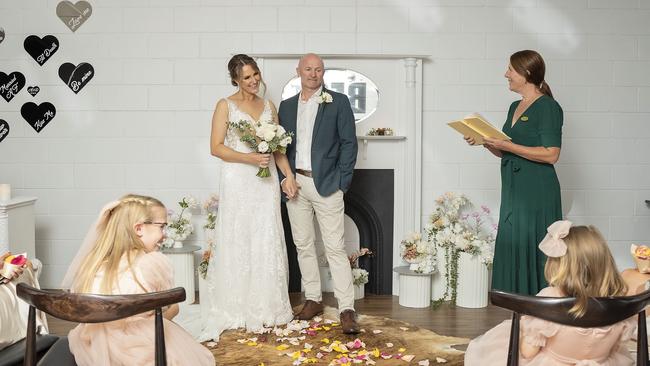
[276,53,359,334]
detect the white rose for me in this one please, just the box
[255,123,276,141]
[279,136,291,147]
[258,141,269,152]
[276,125,286,137]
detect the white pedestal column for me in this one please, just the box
[394,266,432,308]
[0,197,38,258]
[162,244,200,305]
[456,252,490,308]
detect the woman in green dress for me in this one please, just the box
[465,50,563,295]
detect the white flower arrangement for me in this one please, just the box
[162,196,198,248]
[399,232,436,274]
[351,268,369,286]
[317,91,333,104]
[425,192,496,306]
[348,248,373,286]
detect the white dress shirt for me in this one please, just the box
[295,86,323,171]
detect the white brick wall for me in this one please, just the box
[0,0,649,287]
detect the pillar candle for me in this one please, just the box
[0,184,10,201]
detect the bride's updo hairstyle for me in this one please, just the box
[228,54,261,87]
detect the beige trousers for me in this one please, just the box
[286,173,355,312]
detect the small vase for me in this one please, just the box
[172,240,183,248]
[354,284,365,300]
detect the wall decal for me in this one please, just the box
[0,120,9,143]
[24,35,59,66]
[58,62,94,94]
[0,71,26,102]
[21,102,56,133]
[27,86,40,97]
[0,28,5,44]
[56,1,92,32]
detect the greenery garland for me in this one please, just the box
[431,246,461,308]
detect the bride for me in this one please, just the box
[199,54,294,341]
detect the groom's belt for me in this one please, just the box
[296,169,313,178]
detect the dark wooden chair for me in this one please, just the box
[490,289,650,366]
[16,283,186,366]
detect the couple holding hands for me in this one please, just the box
[201,53,360,341]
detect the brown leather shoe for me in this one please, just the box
[294,300,324,320]
[339,310,360,334]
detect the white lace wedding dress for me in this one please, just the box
[198,98,293,342]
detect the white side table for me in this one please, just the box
[0,197,38,258]
[394,266,433,308]
[162,245,200,305]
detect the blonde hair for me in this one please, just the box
[73,194,165,294]
[544,225,627,318]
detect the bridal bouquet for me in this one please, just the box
[229,119,294,178]
[399,232,436,274]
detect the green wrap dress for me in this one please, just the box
[491,94,563,295]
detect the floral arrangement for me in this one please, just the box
[198,248,212,279]
[366,127,394,136]
[425,192,496,306]
[198,194,219,279]
[399,232,436,274]
[229,119,294,178]
[162,196,198,248]
[203,194,219,231]
[631,244,650,274]
[348,248,373,286]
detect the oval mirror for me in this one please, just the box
[281,68,379,123]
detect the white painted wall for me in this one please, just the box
[0,0,649,288]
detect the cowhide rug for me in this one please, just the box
[203,307,469,365]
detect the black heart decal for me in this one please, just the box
[24,35,59,66]
[0,120,9,143]
[56,1,93,32]
[58,62,94,94]
[0,28,5,44]
[21,102,56,133]
[0,71,26,102]
[27,86,40,97]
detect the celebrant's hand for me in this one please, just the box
[249,153,271,168]
[282,176,300,199]
[483,137,511,151]
[464,135,478,146]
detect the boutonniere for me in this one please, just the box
[520,116,529,122]
[317,91,333,104]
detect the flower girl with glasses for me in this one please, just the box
[465,221,636,366]
[61,194,214,366]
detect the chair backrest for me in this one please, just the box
[489,289,650,366]
[16,283,186,366]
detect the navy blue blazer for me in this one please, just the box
[278,88,358,197]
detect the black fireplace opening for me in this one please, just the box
[282,169,394,295]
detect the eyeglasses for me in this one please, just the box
[143,222,168,233]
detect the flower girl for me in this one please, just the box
[63,194,214,366]
[465,221,635,366]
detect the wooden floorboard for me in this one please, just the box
[46,292,511,342]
